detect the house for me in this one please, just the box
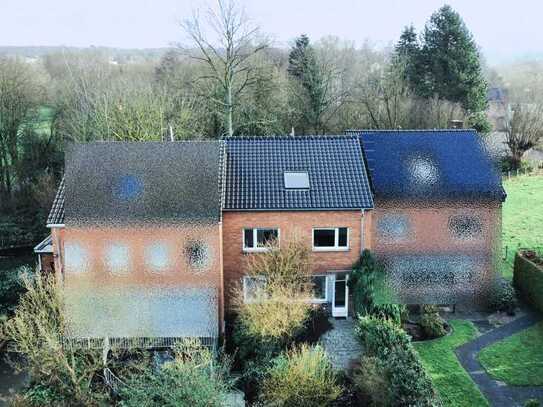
[37,131,504,345]
[354,129,506,304]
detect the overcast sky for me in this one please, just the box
[2,0,542,65]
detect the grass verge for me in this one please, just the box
[478,321,543,386]
[414,320,488,407]
[501,175,543,280]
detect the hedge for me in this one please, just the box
[513,253,543,313]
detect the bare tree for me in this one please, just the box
[505,103,543,169]
[180,0,268,137]
[0,57,43,202]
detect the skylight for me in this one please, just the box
[284,171,310,189]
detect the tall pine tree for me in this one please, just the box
[421,5,487,112]
[396,6,488,114]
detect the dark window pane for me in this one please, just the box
[256,229,278,247]
[338,228,348,247]
[244,229,254,248]
[334,280,346,307]
[184,240,209,269]
[312,276,326,300]
[314,229,336,247]
[448,215,482,240]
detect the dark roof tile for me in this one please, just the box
[352,129,506,201]
[223,135,374,210]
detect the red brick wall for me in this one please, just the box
[221,210,372,307]
[371,201,502,255]
[38,253,55,274]
[50,224,224,332]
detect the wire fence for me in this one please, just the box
[502,167,543,179]
[61,336,218,351]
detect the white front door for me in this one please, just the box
[332,273,349,318]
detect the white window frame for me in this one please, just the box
[242,228,280,252]
[310,274,329,303]
[243,276,268,303]
[312,227,349,252]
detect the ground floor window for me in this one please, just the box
[242,276,267,302]
[311,275,328,303]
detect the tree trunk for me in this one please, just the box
[226,83,233,137]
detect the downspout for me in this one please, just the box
[360,209,365,254]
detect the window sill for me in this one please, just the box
[310,299,328,304]
[312,247,349,252]
[243,248,272,253]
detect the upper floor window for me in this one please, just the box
[284,171,310,189]
[185,240,211,270]
[243,228,279,252]
[377,214,410,242]
[104,243,130,276]
[448,215,483,240]
[313,228,349,251]
[145,242,171,273]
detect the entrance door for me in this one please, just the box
[332,273,349,317]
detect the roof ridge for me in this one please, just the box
[346,128,478,133]
[221,134,358,140]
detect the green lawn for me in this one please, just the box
[501,175,543,280]
[414,320,489,407]
[478,321,543,386]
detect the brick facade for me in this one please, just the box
[371,201,501,255]
[221,210,372,308]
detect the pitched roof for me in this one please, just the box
[34,234,53,253]
[64,141,223,226]
[47,177,65,226]
[223,135,374,210]
[354,129,506,201]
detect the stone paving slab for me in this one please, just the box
[320,318,362,370]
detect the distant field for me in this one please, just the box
[500,175,543,279]
[34,106,53,135]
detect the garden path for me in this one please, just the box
[455,311,543,406]
[320,317,362,370]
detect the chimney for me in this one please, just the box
[448,119,464,129]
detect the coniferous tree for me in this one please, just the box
[287,34,313,80]
[419,5,488,112]
[394,25,421,85]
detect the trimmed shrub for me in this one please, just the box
[356,316,411,358]
[525,399,541,407]
[352,356,392,407]
[261,344,341,406]
[489,277,517,315]
[419,305,447,339]
[354,316,441,406]
[514,252,543,314]
[385,345,439,406]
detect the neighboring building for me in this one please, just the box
[36,131,504,345]
[356,129,506,304]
